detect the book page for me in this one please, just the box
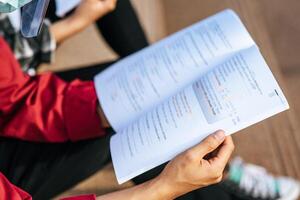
[110,45,289,184]
[55,0,81,17]
[94,9,255,131]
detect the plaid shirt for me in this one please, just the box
[0,12,56,75]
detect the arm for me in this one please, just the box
[50,0,117,44]
[0,37,107,142]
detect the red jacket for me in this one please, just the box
[0,37,106,199]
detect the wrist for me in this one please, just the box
[154,173,202,199]
[51,16,87,44]
[68,14,90,33]
[145,176,178,200]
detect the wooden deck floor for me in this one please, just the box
[53,0,300,199]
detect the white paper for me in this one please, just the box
[55,0,81,17]
[7,9,20,30]
[94,9,289,184]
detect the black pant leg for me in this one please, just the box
[96,0,149,57]
[0,134,112,200]
[45,0,60,22]
[55,61,115,82]
[34,135,112,199]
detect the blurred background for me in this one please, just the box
[50,0,300,198]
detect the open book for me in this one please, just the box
[94,9,289,184]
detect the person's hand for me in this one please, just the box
[157,130,234,199]
[95,131,233,200]
[72,0,117,26]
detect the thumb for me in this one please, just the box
[190,130,225,158]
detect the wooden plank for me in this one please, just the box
[260,0,300,73]
[39,25,118,73]
[131,0,167,43]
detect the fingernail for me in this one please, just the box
[214,131,225,141]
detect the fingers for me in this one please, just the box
[209,136,234,169]
[189,130,226,158]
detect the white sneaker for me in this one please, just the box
[222,157,300,200]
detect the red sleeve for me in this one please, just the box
[60,194,97,200]
[0,172,97,200]
[0,37,106,142]
[0,173,32,200]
